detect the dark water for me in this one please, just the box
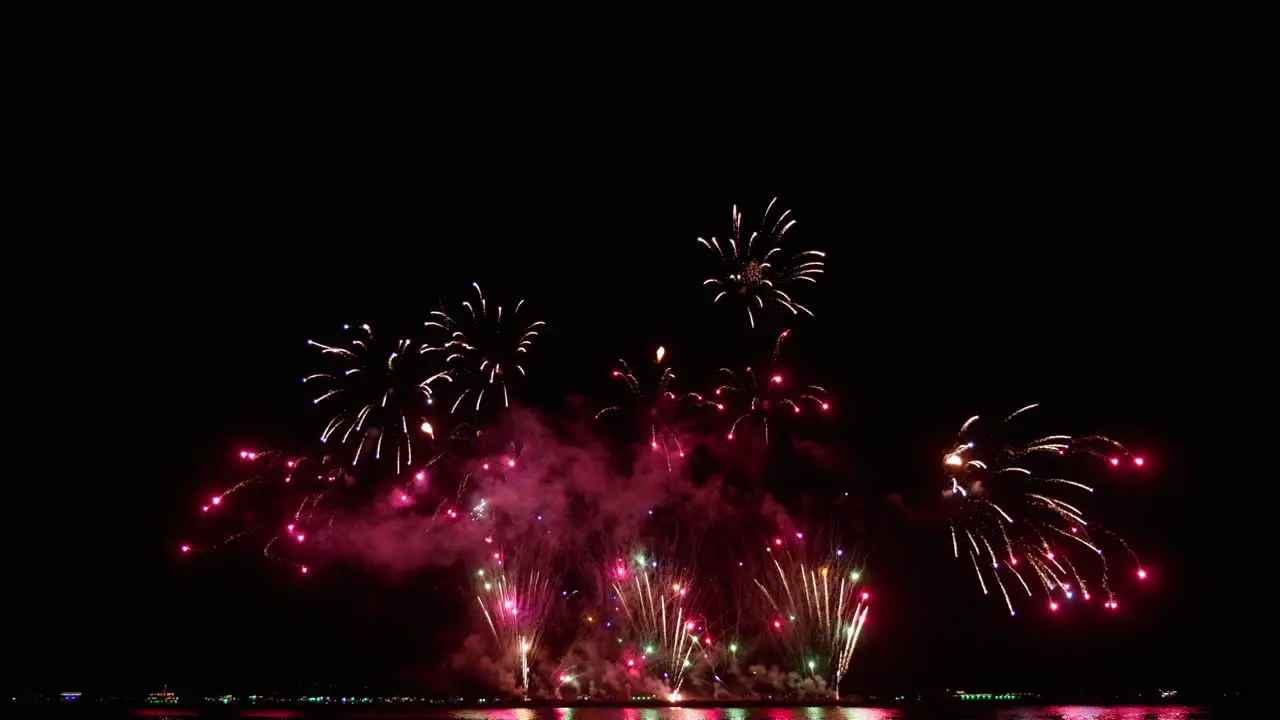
[119,707,1218,720]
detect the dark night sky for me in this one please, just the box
[6,70,1266,699]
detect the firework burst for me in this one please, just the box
[182,449,352,573]
[943,404,1148,615]
[595,346,707,470]
[475,543,562,693]
[425,283,544,418]
[608,547,710,696]
[713,330,831,444]
[698,198,825,329]
[305,323,444,474]
[754,535,870,698]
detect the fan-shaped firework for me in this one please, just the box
[698,198,825,329]
[181,449,353,574]
[425,283,544,417]
[713,330,831,444]
[595,346,707,470]
[474,542,562,693]
[943,404,1148,615]
[753,534,870,698]
[607,547,710,698]
[305,323,445,474]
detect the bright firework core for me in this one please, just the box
[731,260,766,288]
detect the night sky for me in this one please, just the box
[7,83,1263,699]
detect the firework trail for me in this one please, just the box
[181,449,354,574]
[697,198,825,329]
[753,533,870,698]
[943,404,1149,615]
[305,323,444,474]
[474,541,562,693]
[607,546,711,698]
[424,283,544,418]
[712,330,831,444]
[595,346,708,470]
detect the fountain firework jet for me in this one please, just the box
[753,534,870,698]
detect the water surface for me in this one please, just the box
[132,706,1216,720]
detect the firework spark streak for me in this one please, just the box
[182,449,351,573]
[697,198,825,328]
[424,283,544,417]
[306,324,441,474]
[943,404,1148,614]
[754,537,869,699]
[475,547,561,692]
[595,346,707,470]
[609,549,708,695]
[713,331,831,444]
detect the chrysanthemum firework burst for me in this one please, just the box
[305,323,444,473]
[595,346,708,470]
[698,197,825,329]
[424,283,544,417]
[943,404,1149,616]
[712,330,831,444]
